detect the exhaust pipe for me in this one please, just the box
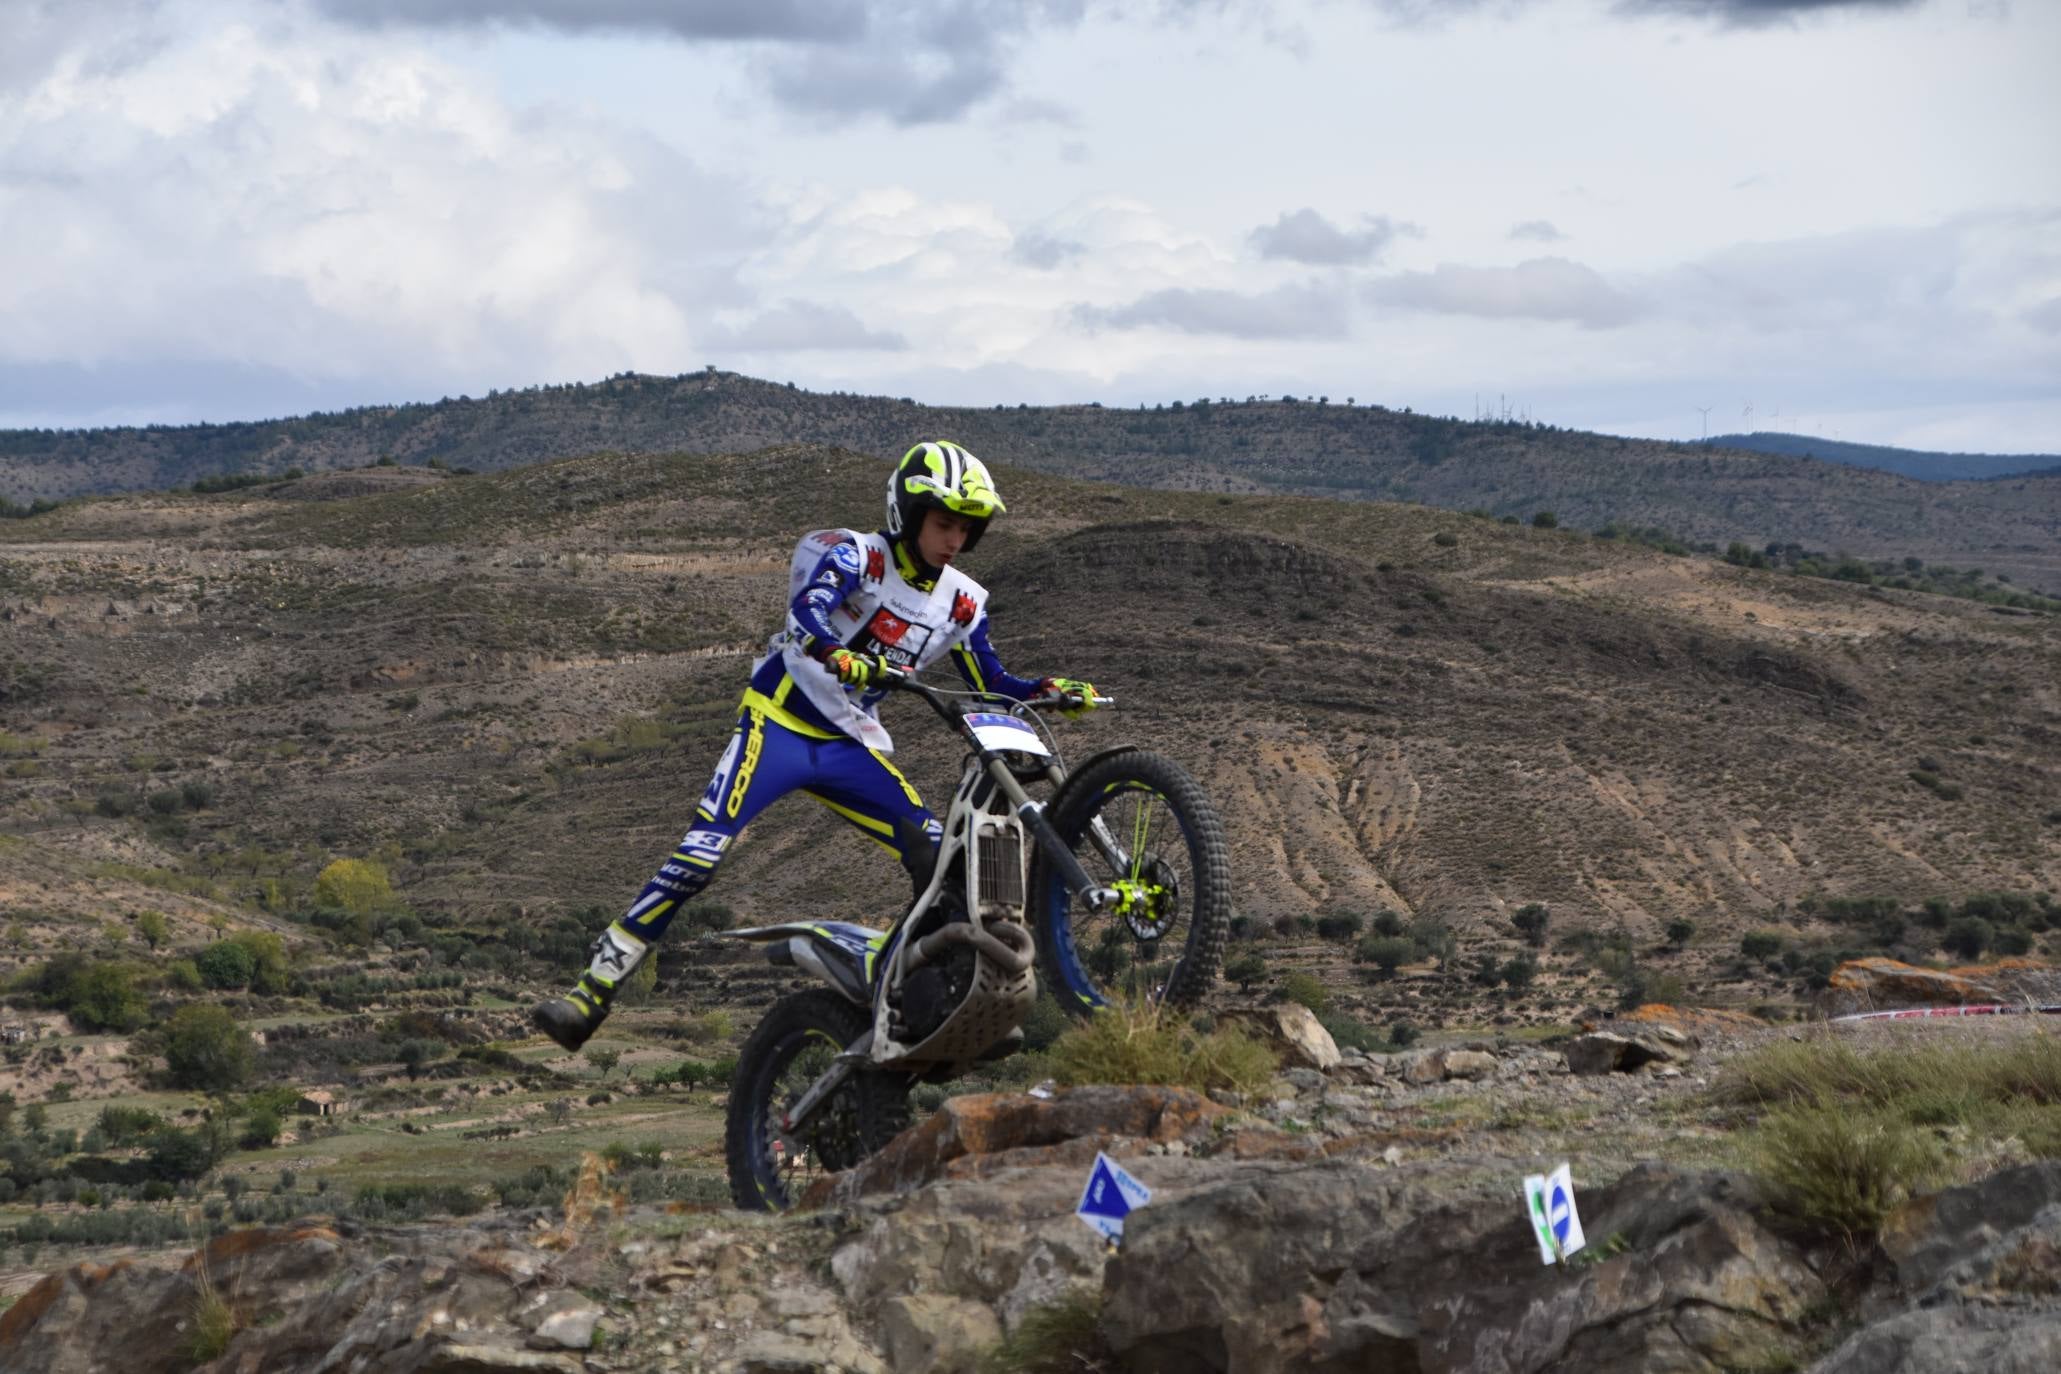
[906,919,1034,975]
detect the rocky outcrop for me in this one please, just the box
[9,1089,2061,1374]
[1563,1024,1696,1075]
[1821,956,2059,1015]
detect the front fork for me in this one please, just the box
[994,759,1125,911]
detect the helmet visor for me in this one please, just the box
[903,473,1005,520]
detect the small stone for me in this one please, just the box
[529,1300,604,1351]
[1442,1050,1497,1081]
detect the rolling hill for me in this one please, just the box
[3,445,2056,1030]
[5,370,2058,596]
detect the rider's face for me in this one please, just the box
[917,508,975,567]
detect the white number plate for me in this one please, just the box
[965,711,1051,758]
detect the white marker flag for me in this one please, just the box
[1522,1162,1587,1265]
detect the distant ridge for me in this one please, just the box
[4,370,2059,594]
[1707,431,2060,483]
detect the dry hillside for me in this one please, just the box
[2,445,2055,1026]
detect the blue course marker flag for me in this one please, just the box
[1076,1151,1152,1243]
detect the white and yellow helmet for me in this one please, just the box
[885,441,1005,553]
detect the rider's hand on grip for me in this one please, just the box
[1041,676,1100,718]
[828,648,898,689]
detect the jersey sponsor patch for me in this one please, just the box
[853,605,934,668]
[951,591,976,625]
[828,543,862,575]
[865,547,886,582]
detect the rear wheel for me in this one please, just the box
[724,990,911,1211]
[1033,750,1231,1016]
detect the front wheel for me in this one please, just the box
[725,989,910,1212]
[1033,750,1231,1016]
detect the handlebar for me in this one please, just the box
[878,669,1113,718]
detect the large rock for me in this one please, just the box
[1879,1160,2061,1293]
[1099,1162,1824,1374]
[829,1084,1231,1200]
[1808,1305,2061,1373]
[0,1220,639,1374]
[878,1293,1004,1374]
[1219,1004,1341,1071]
[0,1226,348,1374]
[1399,1047,1500,1083]
[1563,1028,1693,1075]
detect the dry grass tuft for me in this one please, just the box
[1047,996,1278,1098]
[978,1288,1112,1374]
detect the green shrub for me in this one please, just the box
[196,940,256,990]
[1314,911,1364,941]
[1356,936,1415,975]
[1316,1009,1387,1053]
[1749,1106,1943,1242]
[162,1004,254,1091]
[1047,998,1277,1097]
[312,857,393,914]
[1740,930,1785,961]
[1942,917,1992,960]
[63,962,150,1032]
[1223,952,1269,991]
[1510,903,1550,947]
[1277,971,1331,1014]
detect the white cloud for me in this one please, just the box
[1367,257,1645,329]
[1074,282,1352,339]
[1249,208,1415,265]
[0,7,756,407]
[702,300,907,353]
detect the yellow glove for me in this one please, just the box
[1041,677,1099,717]
[827,648,891,689]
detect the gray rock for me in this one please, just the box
[1563,1030,1692,1075]
[422,1346,588,1373]
[527,1300,603,1351]
[1808,1304,2061,1374]
[877,1293,1004,1374]
[1442,1049,1498,1081]
[1880,1161,2061,1294]
[1280,1067,1328,1095]
[1220,1004,1342,1071]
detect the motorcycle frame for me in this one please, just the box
[745,678,1128,1137]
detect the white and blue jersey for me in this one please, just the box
[612,528,1045,948]
[749,527,1042,754]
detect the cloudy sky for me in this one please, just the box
[2,0,2057,452]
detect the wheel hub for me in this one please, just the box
[1115,858,1181,940]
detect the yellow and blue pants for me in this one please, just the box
[615,692,939,944]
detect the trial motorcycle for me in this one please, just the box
[720,672,1230,1210]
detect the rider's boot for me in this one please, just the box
[532,923,647,1053]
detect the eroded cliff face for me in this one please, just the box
[7,1064,2059,1374]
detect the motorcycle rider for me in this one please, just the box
[533,441,1099,1051]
